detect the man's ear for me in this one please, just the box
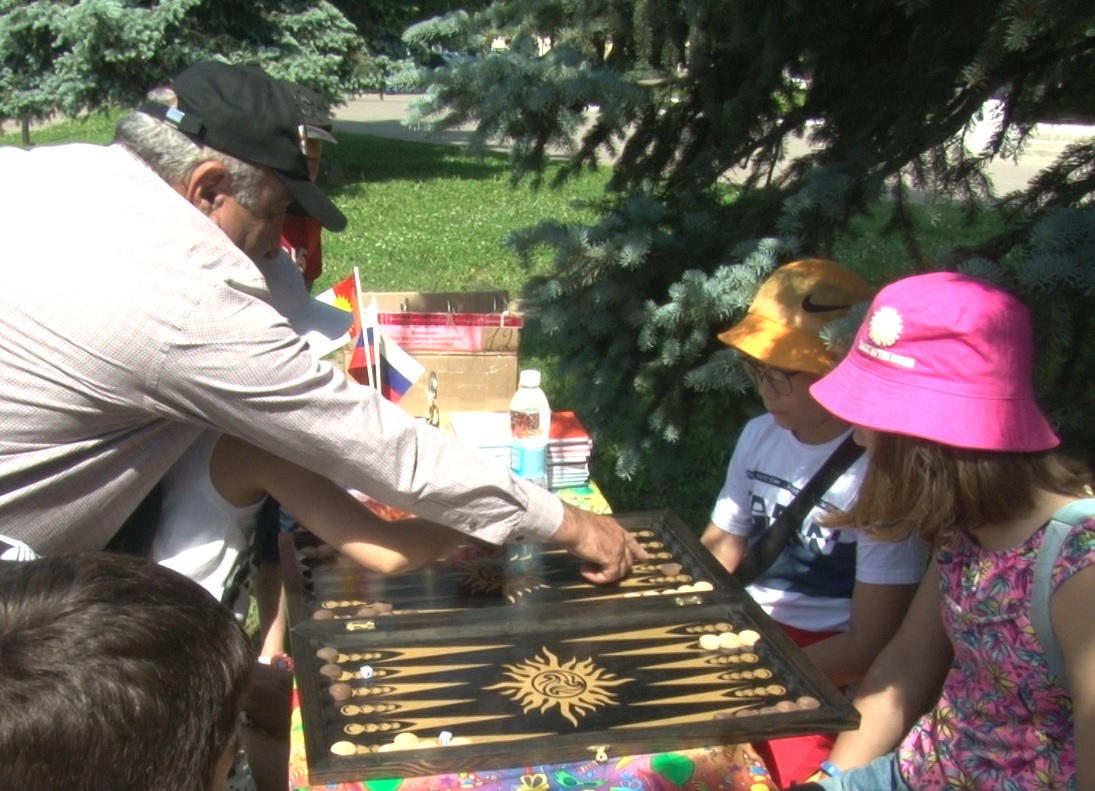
[180,160,232,216]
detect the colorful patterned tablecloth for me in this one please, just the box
[289,684,775,791]
[554,482,612,515]
[286,484,776,791]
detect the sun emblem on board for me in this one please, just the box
[485,647,631,727]
[456,553,548,601]
[458,556,507,596]
[867,306,903,347]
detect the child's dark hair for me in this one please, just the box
[828,433,1093,546]
[0,552,253,791]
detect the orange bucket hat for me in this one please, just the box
[718,259,874,376]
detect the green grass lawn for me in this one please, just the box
[2,112,120,146]
[317,133,608,294]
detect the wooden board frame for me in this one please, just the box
[281,510,859,783]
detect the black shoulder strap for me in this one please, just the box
[734,434,865,587]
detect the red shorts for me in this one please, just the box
[752,623,843,788]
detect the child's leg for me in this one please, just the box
[253,498,291,661]
[753,623,842,787]
[254,561,290,659]
[810,753,912,791]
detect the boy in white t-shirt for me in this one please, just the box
[701,259,928,788]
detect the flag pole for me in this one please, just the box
[366,297,382,398]
[352,267,375,389]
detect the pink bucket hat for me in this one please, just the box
[810,272,1058,451]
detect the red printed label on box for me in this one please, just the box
[381,323,486,352]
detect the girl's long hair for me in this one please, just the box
[827,432,1093,546]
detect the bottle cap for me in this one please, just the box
[519,369,541,388]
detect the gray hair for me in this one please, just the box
[114,86,267,210]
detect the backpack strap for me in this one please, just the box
[734,434,864,587]
[1030,498,1095,687]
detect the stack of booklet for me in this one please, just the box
[545,410,593,489]
[447,410,593,491]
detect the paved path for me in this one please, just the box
[333,94,1092,196]
[332,93,484,148]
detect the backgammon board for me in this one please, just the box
[282,510,859,783]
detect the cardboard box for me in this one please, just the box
[342,290,523,418]
[401,351,518,417]
[335,347,520,417]
[362,290,513,314]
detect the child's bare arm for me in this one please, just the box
[825,560,951,771]
[804,579,919,687]
[1052,563,1095,791]
[700,522,748,573]
[212,434,462,573]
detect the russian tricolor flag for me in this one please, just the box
[375,327,425,402]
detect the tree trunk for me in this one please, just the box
[21,117,30,147]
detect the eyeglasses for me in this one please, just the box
[741,358,802,396]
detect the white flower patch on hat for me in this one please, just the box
[868,306,903,347]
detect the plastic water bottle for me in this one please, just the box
[509,369,551,488]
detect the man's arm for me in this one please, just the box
[158,301,550,543]
[156,284,646,576]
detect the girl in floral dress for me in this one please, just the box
[797,272,1095,790]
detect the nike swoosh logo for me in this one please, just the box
[801,295,852,313]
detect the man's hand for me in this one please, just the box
[552,503,649,584]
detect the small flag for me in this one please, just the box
[316,271,361,353]
[342,269,377,388]
[377,329,425,402]
[363,300,381,391]
[334,275,424,399]
[324,273,359,332]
